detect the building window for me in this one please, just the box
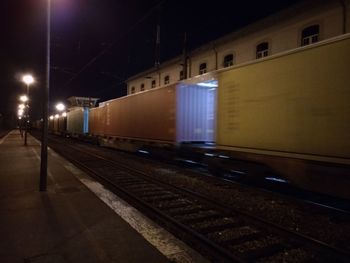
[301,25,319,46]
[223,54,234,67]
[131,86,135,94]
[151,80,156,88]
[256,42,269,59]
[164,75,170,85]
[140,83,145,91]
[199,63,207,74]
[179,70,184,80]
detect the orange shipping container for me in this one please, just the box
[89,82,216,143]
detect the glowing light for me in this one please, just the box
[55,114,59,119]
[19,95,28,102]
[56,103,65,112]
[265,177,288,183]
[22,74,35,85]
[197,80,218,88]
[18,109,24,116]
[49,115,54,120]
[138,150,150,154]
[18,117,22,120]
[62,112,67,117]
[18,104,25,110]
[230,169,246,175]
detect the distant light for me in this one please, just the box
[138,150,150,154]
[56,103,65,112]
[218,155,230,159]
[183,159,198,164]
[18,104,25,110]
[62,112,67,117]
[18,116,22,120]
[265,177,288,183]
[19,95,28,102]
[205,153,215,157]
[49,115,54,120]
[55,114,59,119]
[18,109,24,116]
[230,169,246,175]
[197,80,218,88]
[22,74,35,85]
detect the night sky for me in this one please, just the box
[1,0,302,122]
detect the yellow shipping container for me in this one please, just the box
[217,35,350,160]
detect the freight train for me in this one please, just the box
[34,34,350,199]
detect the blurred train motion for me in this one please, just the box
[32,35,350,199]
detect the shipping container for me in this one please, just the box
[53,117,59,132]
[216,34,350,161]
[89,104,106,136]
[89,83,216,143]
[67,107,89,135]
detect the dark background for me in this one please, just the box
[0,0,302,125]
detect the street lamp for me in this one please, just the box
[55,103,66,112]
[19,95,28,103]
[40,0,51,191]
[22,74,34,86]
[21,74,35,146]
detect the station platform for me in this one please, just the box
[0,130,170,263]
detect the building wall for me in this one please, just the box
[127,1,349,94]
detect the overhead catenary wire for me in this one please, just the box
[62,0,165,90]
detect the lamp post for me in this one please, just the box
[18,103,25,137]
[40,0,51,191]
[22,74,34,146]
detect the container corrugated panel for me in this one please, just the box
[216,35,350,159]
[49,119,54,131]
[176,84,216,142]
[53,118,59,132]
[89,105,106,135]
[104,84,176,141]
[67,107,85,134]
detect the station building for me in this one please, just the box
[126,0,350,94]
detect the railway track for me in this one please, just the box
[41,135,350,263]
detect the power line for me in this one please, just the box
[62,0,165,90]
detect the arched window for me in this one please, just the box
[131,86,135,94]
[140,83,145,91]
[256,42,269,59]
[223,54,234,67]
[199,63,207,74]
[301,25,319,46]
[151,80,156,88]
[164,75,170,85]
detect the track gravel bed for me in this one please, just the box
[39,134,350,262]
[64,138,350,253]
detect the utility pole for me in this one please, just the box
[182,32,188,80]
[40,0,51,192]
[155,24,160,69]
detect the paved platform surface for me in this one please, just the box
[0,130,169,263]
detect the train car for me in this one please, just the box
[89,82,215,149]
[49,115,66,135]
[213,34,350,198]
[48,116,55,132]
